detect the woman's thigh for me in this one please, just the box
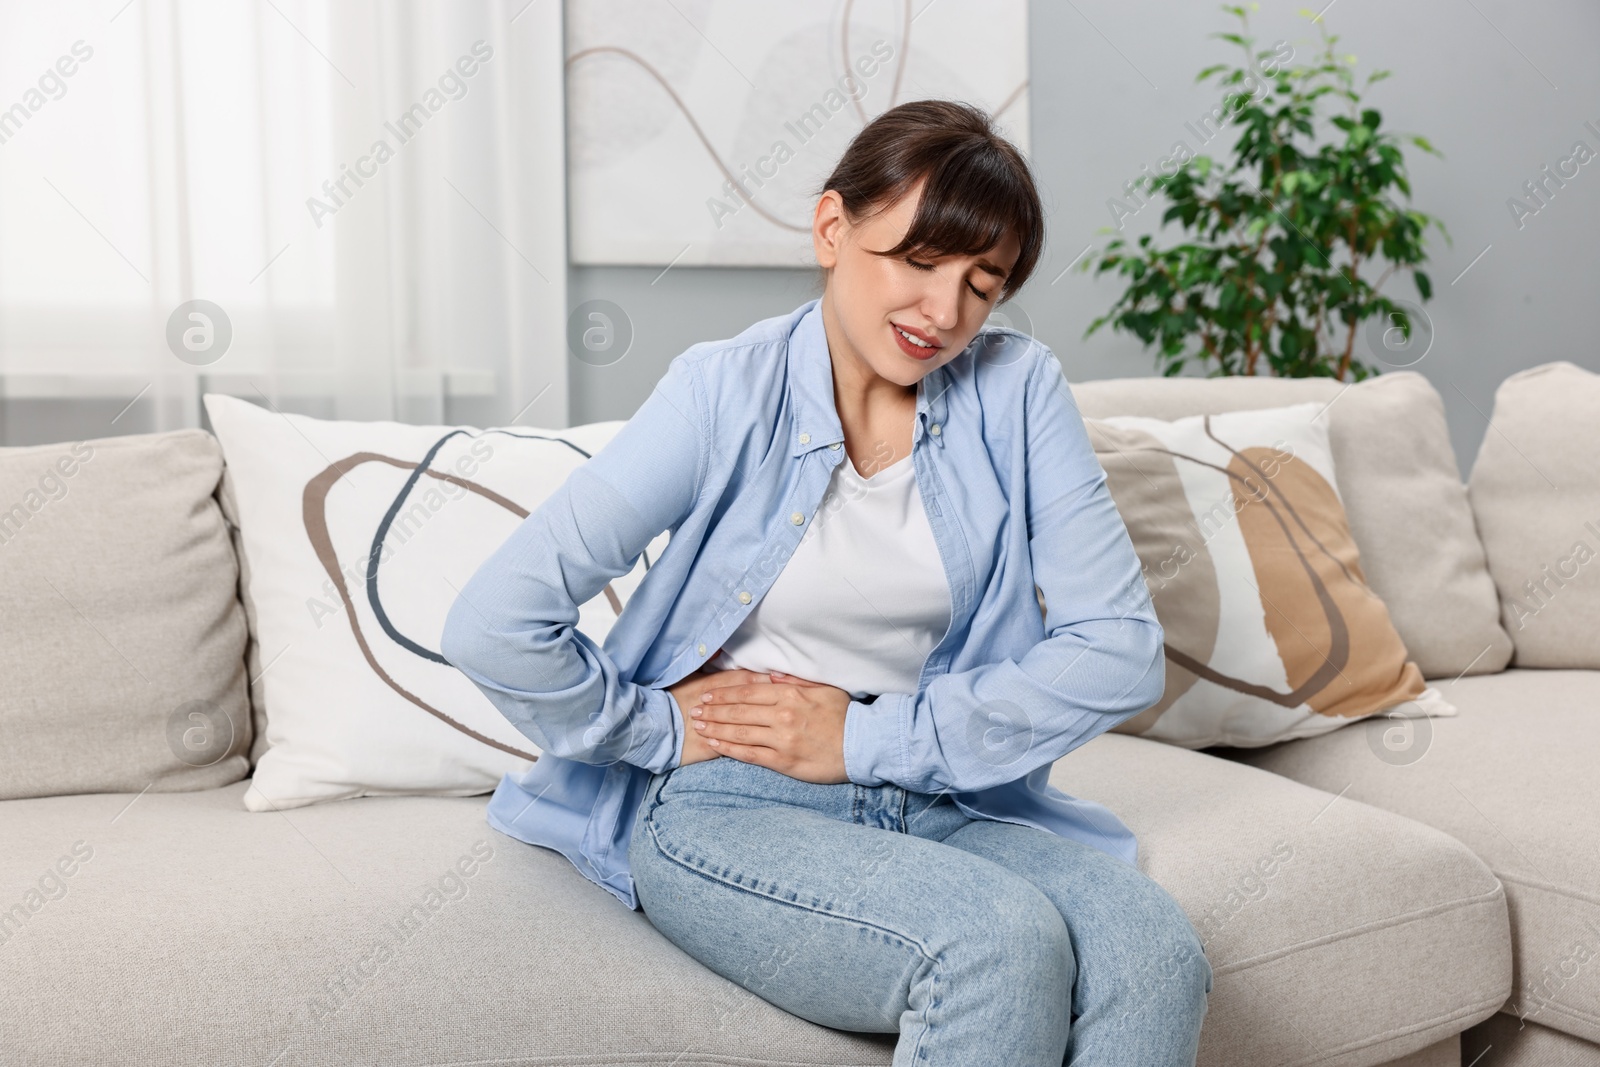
[938,819,1213,1062]
[629,760,1076,1044]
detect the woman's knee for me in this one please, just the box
[954,874,1078,992]
[1112,888,1214,1011]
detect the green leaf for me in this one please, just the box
[1085,4,1443,381]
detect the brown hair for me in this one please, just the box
[816,100,1043,303]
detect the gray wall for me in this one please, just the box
[571,0,1600,478]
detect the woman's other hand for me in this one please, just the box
[666,665,771,766]
[687,670,851,783]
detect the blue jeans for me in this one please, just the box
[629,756,1212,1066]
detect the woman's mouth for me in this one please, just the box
[891,322,942,360]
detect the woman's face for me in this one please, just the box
[813,177,1022,389]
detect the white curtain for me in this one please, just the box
[0,0,568,439]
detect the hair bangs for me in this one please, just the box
[818,101,1044,301]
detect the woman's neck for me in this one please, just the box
[819,293,918,469]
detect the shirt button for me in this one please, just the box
[697,643,707,656]
[930,423,941,436]
[738,590,752,604]
[790,511,804,525]
[798,432,810,444]
[829,441,841,449]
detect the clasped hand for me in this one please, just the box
[666,663,851,784]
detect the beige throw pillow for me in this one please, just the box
[1468,361,1600,668]
[1071,371,1512,680]
[1085,401,1453,748]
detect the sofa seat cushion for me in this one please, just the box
[1463,1011,1600,1066]
[0,779,898,1067]
[1051,734,1510,1066]
[3,740,1508,1067]
[1210,669,1600,1046]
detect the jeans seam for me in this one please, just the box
[641,813,945,983]
[644,814,946,1056]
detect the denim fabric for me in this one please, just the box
[441,297,1166,910]
[631,756,1211,1065]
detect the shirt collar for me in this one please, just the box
[787,298,952,459]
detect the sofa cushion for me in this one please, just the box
[1055,734,1509,1066]
[216,468,273,771]
[1468,361,1600,668]
[0,779,897,1067]
[1463,1011,1600,1066]
[1212,668,1600,1046]
[1071,371,1513,680]
[203,393,662,813]
[0,429,250,799]
[1086,402,1453,747]
[1,739,1508,1067]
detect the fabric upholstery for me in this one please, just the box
[1215,668,1600,1046]
[1376,1034,1460,1067]
[1468,361,1600,669]
[216,465,272,771]
[1071,371,1513,680]
[203,393,648,812]
[0,429,250,799]
[1464,1011,1600,1066]
[1,731,1508,1067]
[1055,734,1508,1066]
[1086,402,1452,747]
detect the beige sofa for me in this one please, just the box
[1,361,1594,1067]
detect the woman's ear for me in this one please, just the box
[812,189,847,270]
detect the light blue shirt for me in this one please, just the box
[439,297,1165,910]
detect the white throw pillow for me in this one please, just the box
[1084,401,1455,748]
[203,394,663,812]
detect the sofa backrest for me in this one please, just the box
[1069,371,1513,681]
[1468,360,1600,668]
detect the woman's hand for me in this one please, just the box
[666,665,772,766]
[687,670,852,784]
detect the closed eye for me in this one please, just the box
[904,256,994,300]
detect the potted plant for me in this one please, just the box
[1080,4,1449,380]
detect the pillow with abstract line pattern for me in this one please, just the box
[1082,400,1454,748]
[204,393,664,812]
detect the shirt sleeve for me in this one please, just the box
[439,353,708,775]
[841,346,1165,794]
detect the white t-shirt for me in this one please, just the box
[708,448,952,700]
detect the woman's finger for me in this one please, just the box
[768,670,826,687]
[707,737,777,767]
[701,682,783,707]
[691,700,780,726]
[692,716,775,744]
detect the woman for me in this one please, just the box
[441,100,1211,1065]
